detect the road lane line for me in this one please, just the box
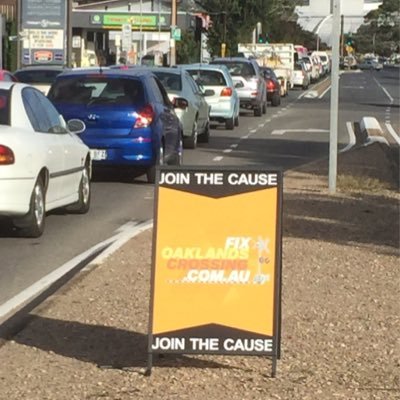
[0,220,153,321]
[223,149,233,153]
[230,144,238,148]
[249,129,257,133]
[385,123,400,145]
[373,76,394,103]
[213,156,223,161]
[241,134,249,139]
[340,122,357,153]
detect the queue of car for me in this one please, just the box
[1,50,379,237]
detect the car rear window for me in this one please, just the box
[0,89,10,125]
[14,69,62,84]
[152,72,182,92]
[48,76,145,106]
[212,61,255,77]
[186,70,227,86]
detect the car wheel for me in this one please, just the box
[198,121,210,143]
[234,115,239,127]
[225,116,234,130]
[15,176,46,238]
[68,163,91,214]
[184,119,198,149]
[262,101,267,114]
[271,94,280,107]
[146,141,164,184]
[254,106,262,117]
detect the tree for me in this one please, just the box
[354,0,400,56]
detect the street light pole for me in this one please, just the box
[170,0,177,65]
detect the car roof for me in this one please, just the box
[14,65,67,72]
[146,66,182,75]
[54,68,155,79]
[180,63,229,72]
[211,57,254,63]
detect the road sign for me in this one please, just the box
[171,27,181,41]
[121,23,132,52]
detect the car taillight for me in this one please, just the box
[0,145,14,165]
[266,80,276,91]
[220,87,233,97]
[133,104,154,128]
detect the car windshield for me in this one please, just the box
[215,62,255,77]
[186,70,227,86]
[0,89,10,125]
[152,72,182,91]
[48,76,145,106]
[14,69,62,84]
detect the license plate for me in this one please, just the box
[90,149,107,160]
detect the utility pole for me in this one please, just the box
[67,0,73,67]
[170,0,177,65]
[340,14,344,58]
[328,0,341,194]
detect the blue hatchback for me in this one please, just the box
[48,68,183,183]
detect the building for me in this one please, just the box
[295,0,383,46]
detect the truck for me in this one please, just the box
[237,43,296,96]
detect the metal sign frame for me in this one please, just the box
[147,165,283,377]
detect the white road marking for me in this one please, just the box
[373,76,394,103]
[241,134,249,139]
[385,123,400,145]
[249,129,257,133]
[340,122,357,153]
[271,128,329,135]
[223,148,233,153]
[213,156,223,161]
[230,143,238,148]
[0,220,153,322]
[342,86,365,89]
[258,123,264,128]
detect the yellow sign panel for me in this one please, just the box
[148,167,282,361]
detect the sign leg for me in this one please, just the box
[145,353,153,376]
[271,356,277,378]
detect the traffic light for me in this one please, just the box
[257,33,269,44]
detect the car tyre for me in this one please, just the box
[262,101,267,114]
[198,121,210,143]
[15,176,46,238]
[184,119,198,149]
[254,106,262,117]
[234,115,239,127]
[271,93,281,107]
[225,116,234,130]
[146,141,164,184]
[68,163,91,214]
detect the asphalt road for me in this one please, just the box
[0,66,398,307]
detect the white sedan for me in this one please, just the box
[0,82,91,237]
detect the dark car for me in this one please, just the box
[48,68,183,183]
[260,67,281,107]
[210,57,267,117]
[14,65,67,94]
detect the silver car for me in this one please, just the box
[150,67,211,149]
[181,63,240,130]
[210,57,267,117]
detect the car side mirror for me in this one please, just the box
[67,119,86,134]
[173,97,189,110]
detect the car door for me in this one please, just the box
[185,73,209,133]
[151,77,180,162]
[34,91,83,201]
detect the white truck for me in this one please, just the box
[238,43,296,96]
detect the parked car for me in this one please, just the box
[292,62,310,90]
[302,55,320,82]
[0,82,91,237]
[181,63,240,130]
[210,57,267,117]
[0,69,18,82]
[148,66,211,148]
[357,59,383,71]
[260,67,281,107]
[48,68,183,183]
[14,65,67,95]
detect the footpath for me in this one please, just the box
[0,140,399,400]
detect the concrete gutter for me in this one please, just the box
[359,116,389,146]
